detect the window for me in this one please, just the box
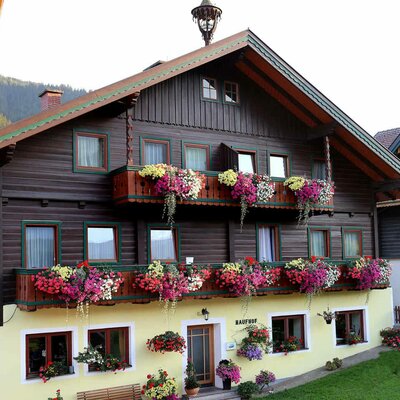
[224,81,239,103]
[202,78,217,100]
[238,151,256,173]
[272,315,305,352]
[86,224,119,262]
[258,225,279,262]
[269,154,289,178]
[335,310,364,345]
[184,144,210,171]
[309,228,330,258]
[23,222,60,269]
[142,139,170,165]
[312,159,327,180]
[342,229,362,258]
[150,228,177,262]
[88,327,129,372]
[75,132,108,172]
[26,331,72,379]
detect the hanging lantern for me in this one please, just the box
[191,0,222,46]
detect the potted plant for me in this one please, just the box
[216,359,241,390]
[237,381,259,399]
[48,389,63,400]
[346,331,363,345]
[141,369,179,400]
[317,308,336,324]
[146,331,186,354]
[255,370,276,392]
[39,361,68,383]
[184,360,200,397]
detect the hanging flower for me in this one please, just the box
[284,176,334,225]
[146,331,186,354]
[347,257,391,290]
[140,164,205,226]
[237,324,272,361]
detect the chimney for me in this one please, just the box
[39,89,63,112]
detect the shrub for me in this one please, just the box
[325,357,343,371]
[237,381,259,399]
[380,327,400,350]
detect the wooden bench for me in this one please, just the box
[77,383,142,400]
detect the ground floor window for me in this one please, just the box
[271,315,305,352]
[87,327,129,372]
[335,310,364,345]
[26,331,72,379]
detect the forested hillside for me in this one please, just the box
[0,75,87,126]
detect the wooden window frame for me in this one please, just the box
[22,222,61,269]
[74,131,109,173]
[256,224,281,262]
[269,153,289,179]
[87,327,129,372]
[224,81,240,104]
[142,138,171,165]
[237,149,257,174]
[308,228,331,258]
[183,143,210,171]
[26,331,72,379]
[271,314,305,351]
[149,226,179,263]
[84,223,120,264]
[201,77,218,101]
[335,310,365,345]
[342,228,363,259]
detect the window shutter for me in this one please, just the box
[221,143,239,171]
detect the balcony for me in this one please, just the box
[15,263,386,311]
[111,166,334,210]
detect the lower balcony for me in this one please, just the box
[15,263,387,311]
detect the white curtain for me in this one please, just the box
[313,160,326,180]
[258,226,275,262]
[270,156,286,178]
[311,231,326,257]
[78,136,103,167]
[88,227,116,260]
[26,227,55,268]
[186,147,207,170]
[238,154,254,173]
[145,142,167,164]
[345,232,360,257]
[151,230,176,260]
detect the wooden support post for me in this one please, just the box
[137,219,146,265]
[324,135,332,182]
[373,206,380,258]
[126,107,134,167]
[228,219,236,262]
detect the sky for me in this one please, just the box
[1,0,400,135]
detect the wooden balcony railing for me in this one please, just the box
[15,263,387,311]
[111,166,334,210]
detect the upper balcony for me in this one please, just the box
[111,166,334,211]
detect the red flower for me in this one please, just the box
[147,374,152,379]
[311,256,317,263]
[77,260,89,268]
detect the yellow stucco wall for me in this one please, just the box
[0,288,393,400]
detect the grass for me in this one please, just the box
[259,351,400,400]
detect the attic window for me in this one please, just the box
[224,81,239,103]
[202,77,217,100]
[74,131,109,173]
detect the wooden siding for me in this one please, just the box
[378,206,400,258]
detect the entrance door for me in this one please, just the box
[187,325,214,386]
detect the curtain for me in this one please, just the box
[238,153,254,173]
[88,227,116,260]
[151,230,176,260]
[270,156,286,178]
[186,147,207,170]
[26,227,55,268]
[313,160,326,180]
[78,136,103,167]
[311,231,326,257]
[345,232,360,257]
[258,226,275,262]
[145,142,167,164]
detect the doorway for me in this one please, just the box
[187,324,214,386]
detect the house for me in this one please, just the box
[0,27,399,400]
[375,128,400,306]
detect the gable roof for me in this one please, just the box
[1,29,400,180]
[375,128,400,149]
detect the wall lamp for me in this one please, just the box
[201,308,210,321]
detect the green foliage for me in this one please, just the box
[325,357,343,371]
[258,351,400,399]
[0,75,87,123]
[184,361,200,389]
[237,381,259,399]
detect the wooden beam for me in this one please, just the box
[136,219,146,265]
[0,144,16,167]
[373,179,400,192]
[324,135,333,182]
[308,122,338,141]
[228,219,236,262]
[373,206,379,258]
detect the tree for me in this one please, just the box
[0,113,11,128]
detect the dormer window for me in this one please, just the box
[224,81,239,104]
[202,77,217,100]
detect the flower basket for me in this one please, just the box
[273,336,302,354]
[237,324,272,361]
[218,170,275,229]
[32,262,124,317]
[347,257,391,290]
[141,369,179,400]
[284,176,334,225]
[139,164,205,226]
[146,331,186,354]
[39,361,68,383]
[216,359,241,386]
[317,308,335,324]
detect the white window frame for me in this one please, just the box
[83,322,135,376]
[267,310,311,356]
[21,326,79,384]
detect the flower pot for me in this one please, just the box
[223,378,232,390]
[185,387,200,397]
[325,319,332,325]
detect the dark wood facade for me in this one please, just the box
[0,53,380,307]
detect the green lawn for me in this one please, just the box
[260,351,400,400]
